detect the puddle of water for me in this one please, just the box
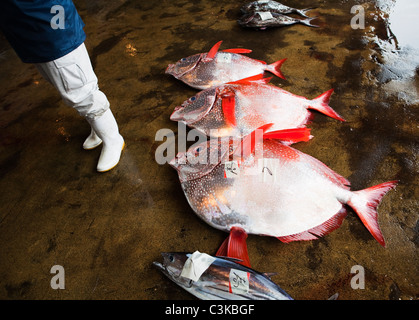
[372,0,419,104]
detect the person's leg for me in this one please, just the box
[35,43,124,172]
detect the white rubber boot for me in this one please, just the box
[83,128,102,150]
[88,109,125,172]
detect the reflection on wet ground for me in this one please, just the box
[0,0,417,299]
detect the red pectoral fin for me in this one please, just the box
[222,48,252,54]
[263,128,312,143]
[221,92,236,127]
[215,227,251,268]
[227,74,272,85]
[234,123,274,159]
[207,41,223,60]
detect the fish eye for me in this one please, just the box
[181,58,186,62]
[169,255,174,262]
[190,96,196,101]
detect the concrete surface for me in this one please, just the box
[0,0,417,300]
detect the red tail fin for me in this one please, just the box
[216,227,251,268]
[267,58,287,79]
[309,89,345,122]
[347,181,398,247]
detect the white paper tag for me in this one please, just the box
[258,158,279,183]
[258,11,274,20]
[224,160,240,178]
[229,269,250,294]
[180,251,216,282]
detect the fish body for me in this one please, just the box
[241,0,314,18]
[166,41,286,90]
[170,131,397,246]
[153,252,293,300]
[238,11,318,30]
[171,80,343,139]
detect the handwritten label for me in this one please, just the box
[229,269,250,294]
[224,161,240,178]
[258,158,279,183]
[180,251,216,282]
[258,11,274,21]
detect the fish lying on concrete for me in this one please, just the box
[241,0,315,18]
[169,126,397,264]
[153,251,293,300]
[238,11,319,30]
[165,41,286,90]
[170,75,343,140]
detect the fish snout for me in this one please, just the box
[169,152,187,168]
[170,105,183,121]
[165,64,175,74]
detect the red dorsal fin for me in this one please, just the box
[222,48,252,54]
[227,74,272,85]
[221,91,236,127]
[207,40,223,60]
[216,227,251,268]
[263,128,312,144]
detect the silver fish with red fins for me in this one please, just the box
[240,0,315,18]
[165,41,286,90]
[170,75,343,140]
[169,126,397,264]
[153,251,293,300]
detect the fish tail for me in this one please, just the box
[347,181,398,247]
[216,226,251,268]
[297,7,317,18]
[309,89,345,121]
[267,58,287,80]
[299,16,320,28]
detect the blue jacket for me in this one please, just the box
[0,0,86,63]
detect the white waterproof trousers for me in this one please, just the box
[35,43,109,121]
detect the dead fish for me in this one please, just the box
[169,126,397,264]
[153,251,293,300]
[170,75,343,140]
[241,0,315,18]
[165,41,286,90]
[238,11,319,30]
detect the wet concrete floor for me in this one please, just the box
[0,0,417,300]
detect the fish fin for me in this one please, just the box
[299,17,320,28]
[266,58,287,79]
[263,128,312,144]
[254,59,267,65]
[233,123,274,159]
[207,41,223,60]
[262,272,277,280]
[277,207,348,243]
[347,181,398,247]
[309,89,345,121]
[227,74,272,85]
[296,8,317,18]
[298,151,351,187]
[328,293,339,300]
[227,227,252,268]
[221,92,236,127]
[222,48,252,54]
